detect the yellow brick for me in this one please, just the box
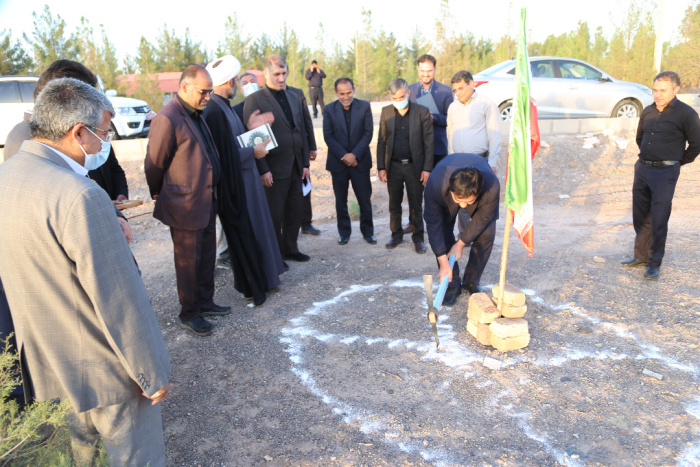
[467,292,500,324]
[466,320,492,346]
[490,318,529,339]
[491,333,530,352]
[492,283,526,306]
[499,303,527,318]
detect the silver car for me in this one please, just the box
[473,57,654,121]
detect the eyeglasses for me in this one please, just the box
[87,126,115,142]
[452,83,471,94]
[191,86,214,97]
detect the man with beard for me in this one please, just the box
[204,55,285,297]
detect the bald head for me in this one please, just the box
[178,64,213,110]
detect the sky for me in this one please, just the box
[0,0,693,66]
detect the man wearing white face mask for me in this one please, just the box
[377,78,434,254]
[232,72,260,122]
[0,77,171,466]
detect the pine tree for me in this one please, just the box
[0,30,32,75]
[23,4,79,74]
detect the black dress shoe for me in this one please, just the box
[645,265,660,280]
[414,241,426,254]
[621,257,648,268]
[301,224,321,235]
[385,238,404,249]
[403,223,415,234]
[364,235,377,244]
[283,252,310,262]
[200,303,231,317]
[462,281,484,294]
[179,316,213,336]
[338,236,350,245]
[443,286,462,306]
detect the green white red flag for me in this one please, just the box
[504,7,540,257]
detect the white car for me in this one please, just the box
[472,57,654,121]
[104,90,155,139]
[0,75,154,145]
[0,75,37,146]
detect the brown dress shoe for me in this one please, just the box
[414,241,426,254]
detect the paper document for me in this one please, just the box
[236,123,278,150]
[302,177,312,196]
[416,93,439,114]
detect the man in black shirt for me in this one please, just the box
[622,71,700,279]
[305,60,326,118]
[376,78,434,254]
[243,55,312,263]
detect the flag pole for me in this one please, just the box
[497,211,512,311]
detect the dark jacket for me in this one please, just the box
[243,86,311,179]
[323,98,374,173]
[423,153,500,257]
[408,80,454,156]
[144,97,216,230]
[376,102,434,179]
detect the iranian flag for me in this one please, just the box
[504,8,540,257]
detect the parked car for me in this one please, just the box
[104,90,155,139]
[0,75,154,146]
[472,57,654,121]
[0,75,37,146]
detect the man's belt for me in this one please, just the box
[641,160,679,166]
[397,159,412,165]
[309,85,321,88]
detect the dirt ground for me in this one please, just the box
[120,128,700,466]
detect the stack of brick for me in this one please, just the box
[466,283,530,352]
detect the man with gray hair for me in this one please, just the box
[0,78,170,465]
[377,78,434,254]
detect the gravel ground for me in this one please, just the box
[119,128,700,466]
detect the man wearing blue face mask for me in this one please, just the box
[377,78,434,254]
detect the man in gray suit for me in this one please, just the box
[0,78,170,465]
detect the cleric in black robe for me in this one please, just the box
[202,58,267,306]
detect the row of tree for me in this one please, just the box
[1,1,698,112]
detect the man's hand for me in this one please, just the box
[491,166,497,176]
[378,169,387,184]
[341,153,357,167]
[430,113,435,121]
[437,255,453,284]
[302,168,310,179]
[118,217,133,243]
[247,110,275,130]
[115,194,128,202]
[143,382,170,406]
[254,139,270,159]
[309,150,317,161]
[261,172,273,187]
[420,170,431,186]
[448,240,466,261]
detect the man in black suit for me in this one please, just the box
[377,78,434,254]
[323,78,375,245]
[424,153,500,306]
[243,54,311,262]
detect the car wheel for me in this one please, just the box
[612,99,641,118]
[498,101,513,121]
[110,123,122,140]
